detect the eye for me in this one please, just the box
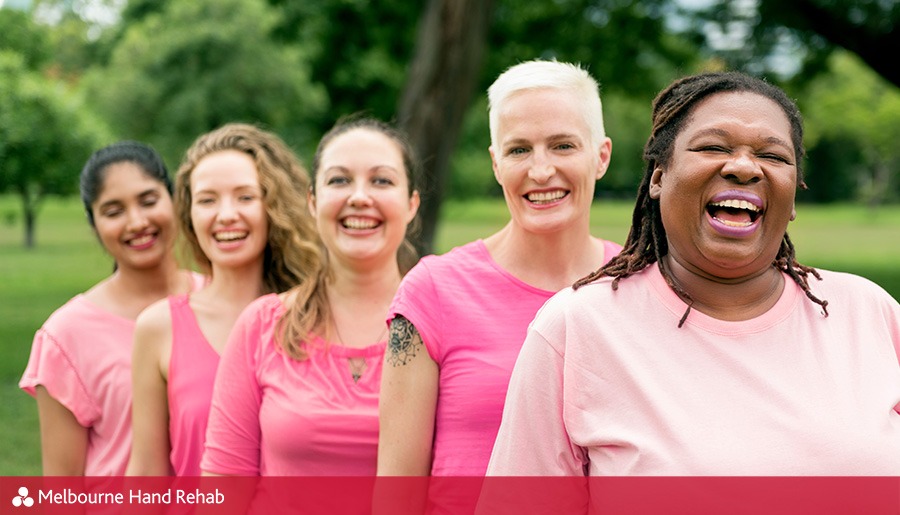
[373,176,395,186]
[507,147,528,156]
[238,193,258,202]
[759,153,792,164]
[194,197,215,206]
[326,176,350,186]
[101,208,123,218]
[140,197,159,208]
[692,145,729,153]
[555,142,575,151]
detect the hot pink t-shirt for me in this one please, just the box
[201,294,385,476]
[20,295,134,476]
[167,294,220,476]
[488,263,900,477]
[388,238,622,477]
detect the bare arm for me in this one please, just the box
[35,385,88,475]
[377,315,439,476]
[126,302,173,476]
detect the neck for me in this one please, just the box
[198,259,266,307]
[324,255,401,346]
[484,220,603,291]
[661,254,785,321]
[112,256,184,298]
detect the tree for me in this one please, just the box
[82,0,328,166]
[686,0,899,88]
[0,52,107,248]
[396,0,496,254]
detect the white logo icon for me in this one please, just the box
[12,487,34,508]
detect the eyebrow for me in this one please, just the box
[502,133,582,147]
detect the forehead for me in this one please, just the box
[319,128,404,169]
[191,150,260,190]
[679,91,793,143]
[497,88,591,142]
[95,162,165,203]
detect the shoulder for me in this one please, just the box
[807,268,899,311]
[134,297,175,340]
[38,295,104,337]
[236,293,285,330]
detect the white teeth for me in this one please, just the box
[129,235,154,246]
[215,231,248,242]
[342,217,378,230]
[709,199,760,212]
[718,219,753,227]
[527,190,567,203]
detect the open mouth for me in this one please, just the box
[707,199,762,227]
[341,216,380,230]
[214,230,248,242]
[525,190,569,205]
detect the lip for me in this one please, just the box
[706,190,764,238]
[125,231,159,250]
[339,215,382,235]
[212,227,250,249]
[522,188,570,209]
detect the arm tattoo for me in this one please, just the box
[387,315,423,367]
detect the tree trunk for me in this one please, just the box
[23,194,36,249]
[396,0,495,256]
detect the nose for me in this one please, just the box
[347,182,373,207]
[527,148,555,184]
[125,206,149,232]
[216,198,238,223]
[720,151,763,184]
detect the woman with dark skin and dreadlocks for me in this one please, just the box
[486,71,900,478]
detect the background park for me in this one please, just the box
[1,0,898,475]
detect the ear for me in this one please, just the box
[595,137,612,181]
[406,190,421,224]
[307,186,317,217]
[790,204,796,222]
[648,166,665,199]
[489,146,501,184]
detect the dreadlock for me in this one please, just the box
[574,71,828,326]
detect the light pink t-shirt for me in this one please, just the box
[388,239,622,477]
[488,263,900,476]
[167,294,220,476]
[201,294,385,476]
[20,295,136,476]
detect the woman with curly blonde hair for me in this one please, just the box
[128,123,321,476]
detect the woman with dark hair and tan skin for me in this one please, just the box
[487,71,900,478]
[20,141,202,475]
[127,124,321,476]
[201,117,419,476]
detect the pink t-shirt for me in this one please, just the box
[488,263,900,476]
[388,239,622,477]
[20,295,135,476]
[167,294,220,476]
[201,294,385,476]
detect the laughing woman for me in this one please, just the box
[487,71,900,477]
[201,117,419,476]
[20,142,202,475]
[127,124,320,476]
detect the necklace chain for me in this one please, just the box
[332,318,387,383]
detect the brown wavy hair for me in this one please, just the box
[174,123,322,295]
[574,71,828,326]
[276,116,421,360]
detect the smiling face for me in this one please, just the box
[189,150,268,271]
[649,91,798,279]
[310,128,419,268]
[490,87,611,236]
[91,162,177,270]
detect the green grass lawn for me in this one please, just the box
[1,194,898,475]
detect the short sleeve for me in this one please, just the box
[201,300,267,476]
[19,327,100,427]
[487,322,588,476]
[387,258,445,363]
